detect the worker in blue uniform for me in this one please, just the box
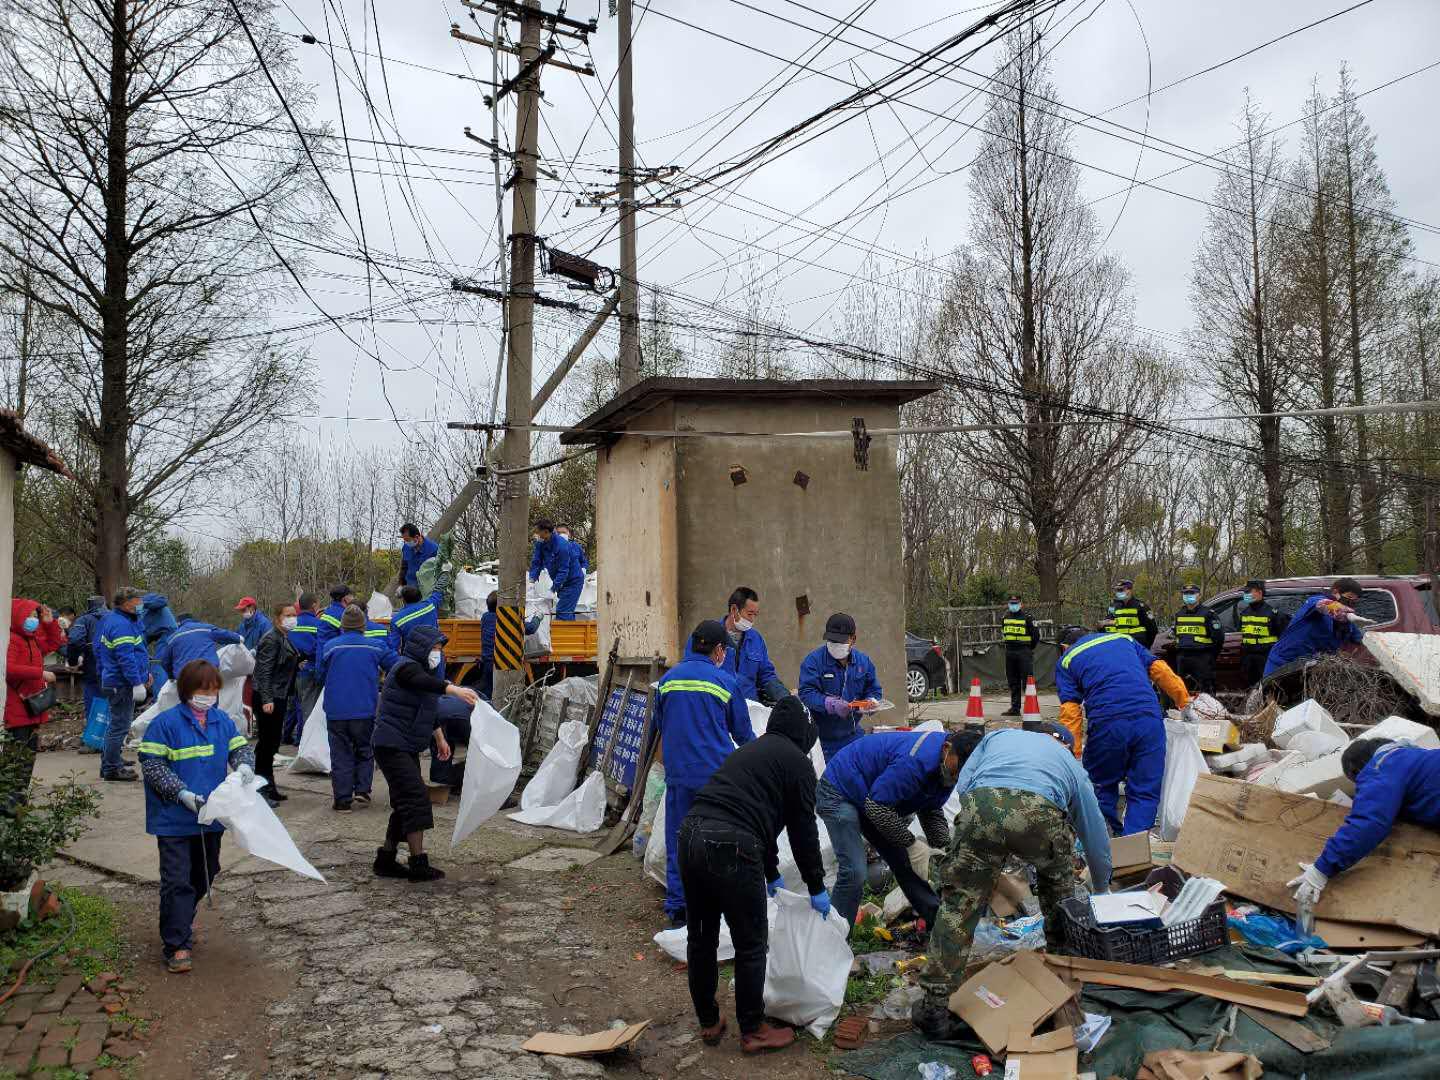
[96,587,151,782]
[1264,577,1366,678]
[66,595,108,729]
[316,583,355,657]
[528,518,584,621]
[798,613,882,762]
[287,593,323,741]
[656,619,756,927]
[816,729,970,930]
[389,563,453,650]
[234,596,273,651]
[141,593,178,688]
[555,524,589,573]
[719,586,788,705]
[317,604,401,812]
[155,615,244,683]
[1054,625,1191,835]
[396,523,438,591]
[477,590,498,701]
[1289,739,1440,913]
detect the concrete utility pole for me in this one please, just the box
[616,0,641,390]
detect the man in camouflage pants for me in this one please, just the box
[913,728,1113,1041]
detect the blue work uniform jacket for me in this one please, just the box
[1316,744,1440,877]
[1264,594,1365,677]
[823,730,955,816]
[318,630,400,721]
[1054,632,1162,727]
[67,604,107,685]
[656,646,755,787]
[400,536,439,589]
[719,620,787,704]
[797,645,882,760]
[137,703,247,836]
[316,600,347,656]
[572,544,590,573]
[528,535,582,590]
[96,608,150,689]
[156,619,245,681]
[141,593,177,646]
[291,611,322,669]
[389,586,444,650]
[238,610,273,651]
[479,610,496,662]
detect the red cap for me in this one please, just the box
[234,596,258,610]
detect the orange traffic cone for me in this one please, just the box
[1022,676,1041,716]
[966,677,985,720]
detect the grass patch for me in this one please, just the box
[0,888,124,986]
[844,969,897,1007]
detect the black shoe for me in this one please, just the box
[1000,708,1021,717]
[407,854,445,882]
[101,768,138,782]
[354,792,371,807]
[374,847,409,879]
[333,800,353,813]
[911,999,968,1042]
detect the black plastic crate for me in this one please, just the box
[1058,894,1228,965]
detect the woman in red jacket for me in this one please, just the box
[5,598,64,792]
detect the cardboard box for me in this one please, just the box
[1110,831,1152,874]
[1194,714,1240,754]
[521,1021,651,1057]
[989,872,1035,918]
[1173,775,1440,935]
[948,951,1077,1056]
[1003,1026,1078,1080]
[1041,954,1309,1016]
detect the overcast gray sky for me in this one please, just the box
[272,0,1440,461]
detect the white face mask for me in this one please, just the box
[827,641,851,660]
[282,616,298,630]
[429,651,443,669]
[191,694,218,710]
[735,616,754,633]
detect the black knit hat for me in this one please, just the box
[691,619,728,653]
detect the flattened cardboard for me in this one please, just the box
[1313,919,1427,949]
[949,951,1077,1055]
[1110,832,1153,873]
[1172,775,1440,936]
[522,1021,651,1057]
[990,872,1035,917]
[1005,1026,1079,1080]
[1042,953,1308,1017]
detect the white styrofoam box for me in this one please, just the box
[1207,743,1270,775]
[1272,700,1346,749]
[1355,715,1440,751]
[1363,633,1440,718]
[1272,749,1354,800]
[1286,730,1350,760]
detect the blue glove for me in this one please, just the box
[810,890,831,918]
[767,876,784,898]
[823,695,851,718]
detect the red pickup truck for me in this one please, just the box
[1153,575,1439,698]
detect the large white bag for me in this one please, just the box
[763,889,852,1038]
[455,571,495,619]
[216,643,255,728]
[131,680,180,740]
[451,701,523,847]
[366,591,394,622]
[508,771,606,833]
[519,719,588,809]
[198,773,325,881]
[289,698,330,774]
[1158,714,1209,841]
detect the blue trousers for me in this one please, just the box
[1083,713,1166,835]
[664,781,700,918]
[101,686,135,776]
[816,778,939,930]
[554,578,584,621]
[157,833,221,957]
[327,717,375,804]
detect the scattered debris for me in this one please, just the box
[521,1020,651,1057]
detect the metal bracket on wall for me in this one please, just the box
[852,417,870,471]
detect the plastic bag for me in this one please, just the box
[131,680,180,741]
[454,571,495,620]
[644,795,668,884]
[217,643,254,727]
[366,591,394,622]
[509,771,606,833]
[970,913,1047,965]
[520,719,588,809]
[82,696,110,750]
[763,889,852,1037]
[1158,714,1208,841]
[1227,908,1325,955]
[451,700,522,847]
[197,773,325,880]
[289,698,330,774]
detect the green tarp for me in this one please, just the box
[959,643,1061,692]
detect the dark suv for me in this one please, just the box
[906,632,949,701]
[1153,575,1438,696]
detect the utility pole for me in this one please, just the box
[616,0,640,390]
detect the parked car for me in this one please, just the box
[906,632,949,702]
[1153,575,1439,698]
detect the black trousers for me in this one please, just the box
[1175,651,1217,695]
[157,833,221,958]
[1241,652,1268,690]
[1005,649,1034,711]
[678,817,769,1035]
[376,746,434,849]
[2,726,40,813]
[255,697,286,790]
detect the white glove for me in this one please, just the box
[1286,862,1328,907]
[237,764,255,786]
[441,562,454,573]
[1180,703,1198,724]
[132,684,148,703]
[907,840,933,881]
[179,790,204,813]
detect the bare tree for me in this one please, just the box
[928,31,1169,602]
[0,0,322,594]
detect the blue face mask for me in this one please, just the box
[1237,596,1250,607]
[1183,594,1198,606]
[1115,591,1129,603]
[1007,602,1021,614]
[22,616,39,633]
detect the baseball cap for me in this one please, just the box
[234,596,258,610]
[823,612,856,643]
[690,619,728,653]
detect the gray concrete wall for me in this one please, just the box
[670,395,907,701]
[0,453,14,715]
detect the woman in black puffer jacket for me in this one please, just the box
[252,602,301,806]
[372,623,478,882]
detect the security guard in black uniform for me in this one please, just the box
[1172,583,1224,694]
[1105,579,1159,649]
[1237,579,1288,690]
[999,594,1038,716]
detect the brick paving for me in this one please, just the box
[0,969,151,1076]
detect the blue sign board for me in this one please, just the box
[590,686,650,789]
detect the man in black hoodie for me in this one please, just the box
[677,696,831,1055]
